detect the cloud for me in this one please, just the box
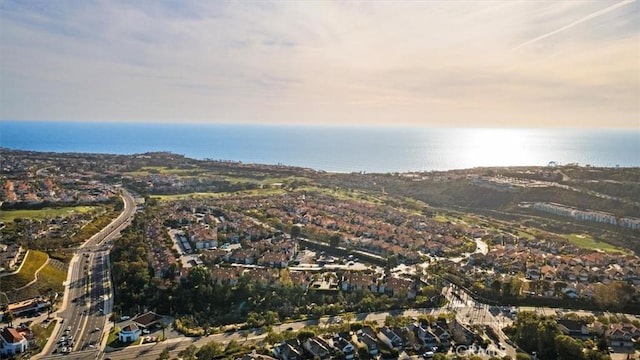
[0,0,638,127]
[514,0,637,49]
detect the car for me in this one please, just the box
[94,327,100,333]
[423,351,435,358]
[67,335,73,340]
[286,327,293,331]
[498,343,506,351]
[120,316,130,321]
[66,326,72,331]
[59,336,66,343]
[61,346,67,353]
[142,329,150,334]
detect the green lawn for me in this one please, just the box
[433,214,449,223]
[35,263,67,294]
[0,206,100,223]
[563,233,626,253]
[152,192,221,201]
[153,188,287,201]
[0,250,48,291]
[31,320,57,354]
[126,166,205,176]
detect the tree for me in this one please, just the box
[3,310,15,328]
[160,322,168,341]
[297,329,316,342]
[555,334,585,360]
[225,339,241,354]
[264,310,279,326]
[157,348,170,360]
[329,233,342,248]
[343,312,355,325]
[179,345,197,360]
[187,266,210,288]
[290,225,301,240]
[247,312,265,328]
[594,281,633,311]
[196,340,223,360]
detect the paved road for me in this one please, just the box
[37,191,136,359]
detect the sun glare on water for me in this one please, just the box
[455,128,541,168]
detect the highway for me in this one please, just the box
[39,190,136,359]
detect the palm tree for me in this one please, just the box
[3,310,15,328]
[48,291,57,318]
[160,322,168,341]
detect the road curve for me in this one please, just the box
[35,190,137,360]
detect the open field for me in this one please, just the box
[225,175,312,185]
[153,188,287,201]
[562,233,627,253]
[0,250,48,291]
[35,261,67,294]
[0,206,100,223]
[125,166,206,176]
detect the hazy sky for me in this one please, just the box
[1,0,639,128]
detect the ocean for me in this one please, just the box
[1,121,638,173]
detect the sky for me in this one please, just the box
[0,0,639,128]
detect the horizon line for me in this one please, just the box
[1,119,639,131]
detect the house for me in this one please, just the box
[332,336,356,360]
[132,311,165,330]
[288,271,310,290]
[341,272,377,292]
[303,337,331,360]
[606,323,640,348]
[356,328,379,356]
[0,327,28,356]
[562,286,579,299]
[274,339,304,360]
[526,266,541,280]
[377,326,402,349]
[557,319,590,340]
[118,324,141,343]
[448,320,474,345]
[433,326,451,345]
[383,277,416,299]
[210,267,240,286]
[415,324,438,346]
[393,326,417,350]
[258,251,289,268]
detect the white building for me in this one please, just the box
[0,327,28,356]
[118,324,141,343]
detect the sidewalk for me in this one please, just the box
[32,252,79,359]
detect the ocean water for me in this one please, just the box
[1,121,638,173]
